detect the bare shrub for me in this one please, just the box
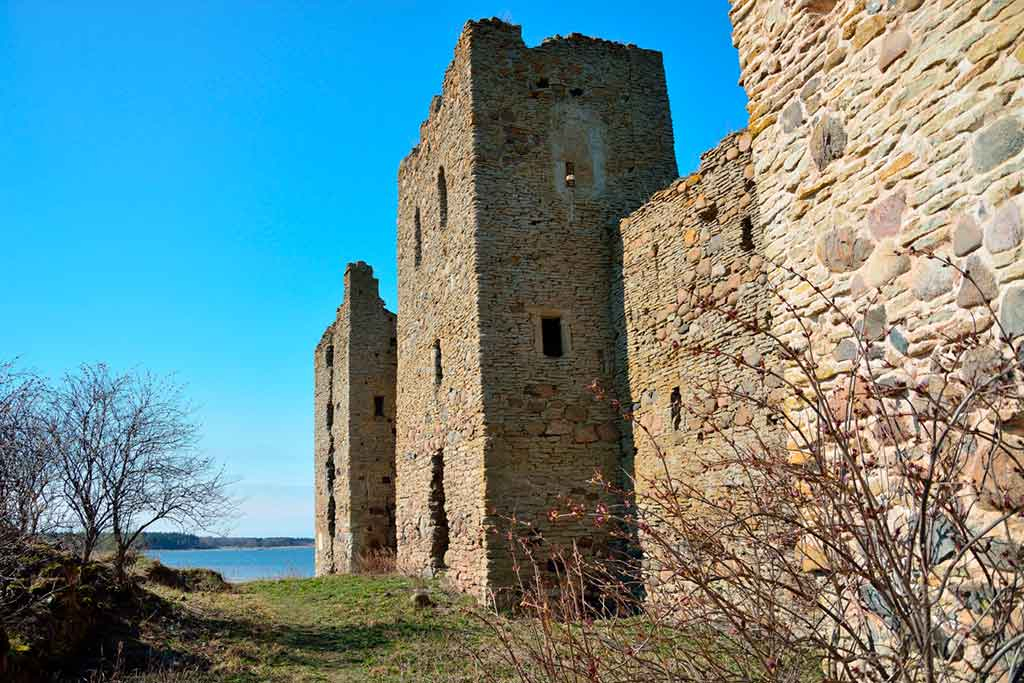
[473,256,1024,683]
[0,362,60,536]
[48,363,234,582]
[355,547,398,575]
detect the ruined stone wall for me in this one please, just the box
[468,20,679,590]
[395,23,489,594]
[616,131,777,590]
[729,0,1024,675]
[395,19,678,596]
[314,262,397,575]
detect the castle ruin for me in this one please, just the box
[316,1,1024,621]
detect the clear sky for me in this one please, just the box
[0,1,747,537]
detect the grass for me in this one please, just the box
[114,572,823,683]
[132,574,508,682]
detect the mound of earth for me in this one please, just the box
[143,561,231,592]
[1,538,203,681]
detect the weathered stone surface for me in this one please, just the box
[573,424,599,444]
[879,30,910,71]
[957,254,999,308]
[816,225,874,272]
[966,9,1024,63]
[782,100,804,133]
[889,327,909,355]
[313,263,397,577]
[860,306,888,342]
[984,200,1023,254]
[911,257,958,301]
[852,15,887,50]
[834,338,859,361]
[1001,286,1024,339]
[809,115,848,171]
[968,417,1024,510]
[868,191,906,239]
[973,117,1024,173]
[862,239,910,289]
[953,214,982,256]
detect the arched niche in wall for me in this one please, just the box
[549,102,607,201]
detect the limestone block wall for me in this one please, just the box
[467,20,679,590]
[396,22,488,594]
[616,131,776,589]
[314,262,396,575]
[395,19,678,596]
[729,0,1024,674]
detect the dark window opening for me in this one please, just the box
[324,345,334,367]
[569,87,583,97]
[546,557,567,574]
[374,396,385,417]
[536,77,550,89]
[433,340,443,385]
[429,449,449,569]
[670,387,682,431]
[326,496,336,538]
[437,167,448,228]
[414,208,422,267]
[325,449,336,539]
[741,216,755,252]
[564,161,576,188]
[542,317,564,358]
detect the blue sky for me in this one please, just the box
[0,1,747,537]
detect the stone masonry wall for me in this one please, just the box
[467,20,679,591]
[395,22,489,595]
[314,262,397,575]
[616,131,777,592]
[394,19,678,597]
[729,0,1024,676]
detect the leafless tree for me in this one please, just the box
[0,361,60,536]
[49,363,234,581]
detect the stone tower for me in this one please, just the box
[395,18,678,597]
[314,262,397,575]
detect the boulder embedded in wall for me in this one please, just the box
[868,191,907,240]
[957,254,999,308]
[1001,286,1024,339]
[968,416,1024,510]
[573,424,599,444]
[816,225,874,272]
[953,214,983,256]
[862,239,910,289]
[809,115,848,171]
[782,100,805,133]
[795,535,830,573]
[973,117,1024,173]
[596,422,620,443]
[859,305,888,342]
[879,30,911,71]
[889,327,909,355]
[984,200,1023,254]
[546,419,572,436]
[911,257,958,301]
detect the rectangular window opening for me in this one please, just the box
[433,340,443,385]
[564,161,576,188]
[374,396,385,417]
[741,216,755,252]
[541,317,564,358]
[429,449,449,569]
[670,387,682,432]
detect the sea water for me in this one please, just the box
[145,546,315,582]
